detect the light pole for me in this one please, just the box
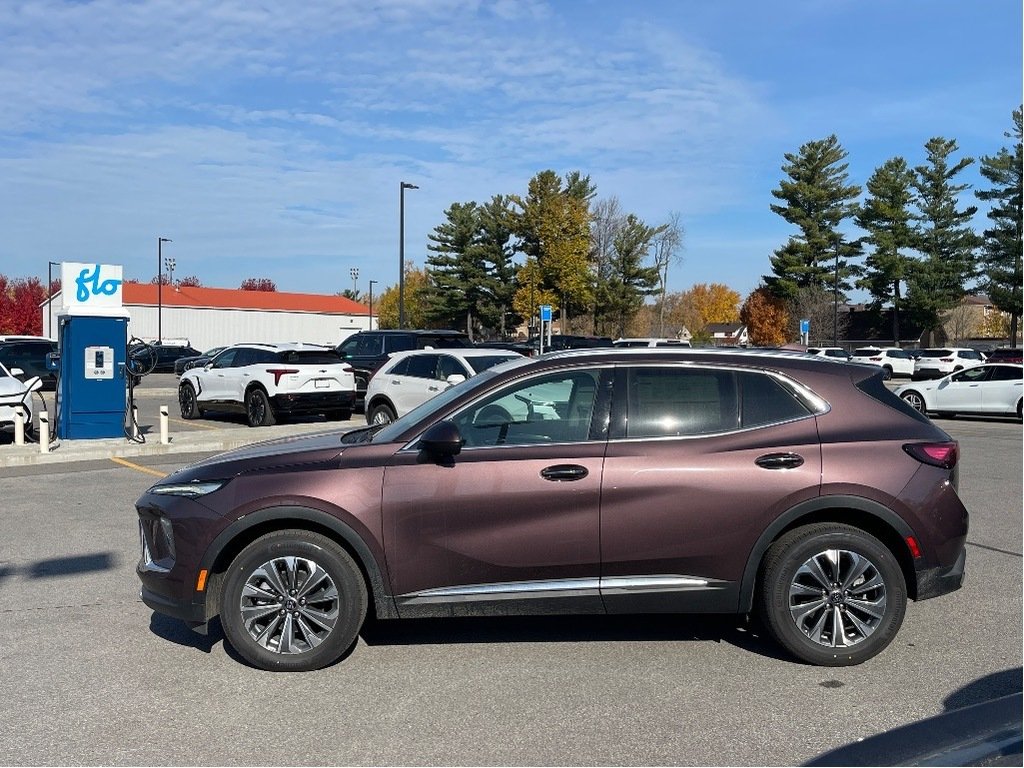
[349,267,359,297]
[833,235,840,346]
[399,181,418,329]
[368,279,377,330]
[157,237,171,343]
[47,260,60,339]
[165,257,176,290]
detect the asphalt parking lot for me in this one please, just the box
[0,378,1021,765]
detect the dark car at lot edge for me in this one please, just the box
[129,342,201,375]
[173,345,227,376]
[136,348,968,672]
[0,338,58,390]
[335,329,472,403]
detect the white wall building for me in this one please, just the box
[42,283,374,350]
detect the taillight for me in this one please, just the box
[266,368,299,385]
[903,441,958,469]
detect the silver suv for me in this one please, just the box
[178,342,356,426]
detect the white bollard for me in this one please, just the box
[14,405,24,446]
[38,412,49,454]
[132,406,139,439]
[160,406,169,444]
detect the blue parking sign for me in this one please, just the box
[800,319,810,334]
[540,304,552,322]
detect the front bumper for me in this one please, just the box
[915,544,966,600]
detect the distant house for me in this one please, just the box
[706,323,748,347]
[41,283,373,350]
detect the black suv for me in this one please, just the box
[337,330,471,401]
[0,338,58,390]
[129,343,201,376]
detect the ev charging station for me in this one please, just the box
[53,262,130,439]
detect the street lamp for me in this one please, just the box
[165,257,176,290]
[368,279,377,330]
[349,267,359,296]
[47,260,60,339]
[399,181,419,329]
[157,237,171,343]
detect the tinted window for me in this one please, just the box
[920,349,953,358]
[386,357,411,376]
[989,365,1023,382]
[962,351,982,360]
[437,355,469,379]
[278,350,342,365]
[465,355,517,374]
[452,369,602,447]
[739,372,811,428]
[233,348,257,367]
[852,348,880,357]
[388,335,417,353]
[627,368,737,438]
[422,335,472,349]
[211,349,237,368]
[341,334,383,357]
[405,354,439,379]
[856,374,930,424]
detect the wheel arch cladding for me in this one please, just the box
[739,496,919,612]
[199,506,398,621]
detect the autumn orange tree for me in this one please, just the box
[670,282,741,340]
[375,266,434,329]
[741,286,789,346]
[0,276,47,335]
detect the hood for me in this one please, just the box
[0,377,30,400]
[168,429,347,482]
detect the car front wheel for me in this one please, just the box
[220,530,368,672]
[368,402,396,425]
[246,388,277,427]
[881,365,893,380]
[758,523,907,666]
[179,383,200,420]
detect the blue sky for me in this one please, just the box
[1,0,1020,303]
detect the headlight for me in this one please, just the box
[149,480,227,498]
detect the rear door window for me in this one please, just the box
[405,354,439,380]
[626,368,737,438]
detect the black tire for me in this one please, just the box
[758,523,907,666]
[881,365,893,381]
[1017,399,1022,420]
[367,402,396,426]
[179,383,200,420]
[220,530,367,672]
[246,387,277,427]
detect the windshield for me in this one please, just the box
[852,348,880,356]
[919,349,953,358]
[370,356,531,443]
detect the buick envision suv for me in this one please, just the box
[137,348,968,671]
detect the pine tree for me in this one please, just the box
[424,202,484,338]
[764,135,862,301]
[855,157,917,343]
[906,137,982,331]
[976,107,1023,346]
[473,195,518,337]
[598,214,664,337]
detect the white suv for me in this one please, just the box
[912,347,985,380]
[178,343,356,427]
[849,347,915,379]
[364,347,521,424]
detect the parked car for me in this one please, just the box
[540,334,615,351]
[849,346,916,379]
[806,347,850,361]
[138,347,968,672]
[613,338,692,348]
[895,363,1023,419]
[978,347,1022,364]
[0,338,58,390]
[0,362,42,438]
[364,347,521,424]
[178,342,356,426]
[476,340,535,356]
[173,346,227,376]
[336,330,472,405]
[129,342,202,375]
[912,347,986,380]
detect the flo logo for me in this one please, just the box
[75,264,122,302]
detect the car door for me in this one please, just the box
[381,367,609,616]
[390,353,439,415]
[600,364,822,614]
[982,365,1023,413]
[931,366,990,412]
[195,347,238,403]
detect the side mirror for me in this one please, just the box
[9,367,24,378]
[418,420,463,457]
[445,374,466,387]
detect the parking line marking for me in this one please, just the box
[110,457,168,478]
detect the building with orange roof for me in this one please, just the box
[42,283,374,350]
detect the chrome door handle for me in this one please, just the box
[755,453,804,470]
[540,464,589,481]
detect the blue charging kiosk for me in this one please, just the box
[53,262,130,439]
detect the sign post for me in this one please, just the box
[539,304,552,355]
[800,318,810,346]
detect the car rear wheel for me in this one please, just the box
[368,402,396,425]
[246,388,277,427]
[881,365,893,381]
[179,383,200,420]
[220,530,367,672]
[900,390,925,412]
[758,523,906,666]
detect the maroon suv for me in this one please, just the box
[136,348,968,671]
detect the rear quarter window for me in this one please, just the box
[857,374,931,424]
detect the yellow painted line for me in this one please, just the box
[167,417,220,430]
[110,457,168,478]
